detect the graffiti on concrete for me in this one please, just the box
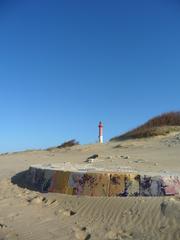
[139,176,165,196]
[161,176,180,195]
[139,175,180,196]
[109,173,139,197]
[26,167,180,197]
[26,167,53,192]
[68,172,85,195]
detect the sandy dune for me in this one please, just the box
[0,132,180,239]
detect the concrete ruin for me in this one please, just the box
[26,163,180,197]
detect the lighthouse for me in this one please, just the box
[98,121,103,143]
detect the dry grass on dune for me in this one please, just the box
[56,139,79,149]
[46,139,79,151]
[111,111,180,141]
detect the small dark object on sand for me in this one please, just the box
[87,154,99,160]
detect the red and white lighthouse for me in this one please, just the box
[98,121,103,143]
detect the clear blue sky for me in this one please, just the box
[0,0,180,152]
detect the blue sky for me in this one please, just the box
[0,0,180,152]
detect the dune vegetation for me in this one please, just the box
[111,111,180,141]
[46,139,79,151]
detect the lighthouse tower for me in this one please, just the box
[98,121,103,143]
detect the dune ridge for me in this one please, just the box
[111,111,180,141]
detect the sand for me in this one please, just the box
[0,132,180,239]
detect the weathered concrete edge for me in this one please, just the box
[26,166,180,197]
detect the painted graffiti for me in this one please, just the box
[26,167,53,192]
[139,176,165,196]
[26,167,180,197]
